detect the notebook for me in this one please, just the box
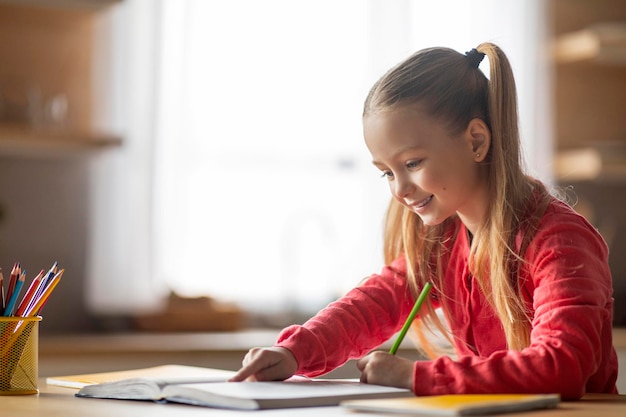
[52,364,413,409]
[158,379,414,409]
[341,393,561,416]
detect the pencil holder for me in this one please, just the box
[0,316,41,395]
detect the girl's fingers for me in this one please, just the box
[229,347,296,382]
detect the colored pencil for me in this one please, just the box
[24,269,63,317]
[31,261,57,305]
[389,282,433,355]
[5,263,19,305]
[14,269,45,318]
[3,271,25,316]
[0,268,5,312]
[0,262,63,371]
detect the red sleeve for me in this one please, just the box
[413,207,618,399]
[276,257,417,377]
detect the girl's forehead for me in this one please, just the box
[364,108,452,157]
[364,106,436,138]
[365,102,437,125]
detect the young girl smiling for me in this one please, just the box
[229,43,618,399]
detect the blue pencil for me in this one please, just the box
[30,261,57,307]
[3,273,25,316]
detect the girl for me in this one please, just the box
[229,43,618,399]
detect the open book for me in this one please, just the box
[341,393,560,416]
[145,379,413,410]
[51,364,413,410]
[46,364,237,392]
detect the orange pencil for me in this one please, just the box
[14,269,45,317]
[24,269,63,317]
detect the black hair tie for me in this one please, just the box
[465,48,485,68]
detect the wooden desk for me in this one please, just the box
[2,384,626,417]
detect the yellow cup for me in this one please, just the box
[0,316,41,395]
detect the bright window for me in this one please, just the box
[153,0,391,314]
[86,0,550,318]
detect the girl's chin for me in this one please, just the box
[414,212,449,227]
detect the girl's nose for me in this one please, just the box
[392,175,415,200]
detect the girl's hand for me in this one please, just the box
[356,351,414,391]
[228,347,298,382]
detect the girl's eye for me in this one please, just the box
[380,170,393,179]
[406,160,422,169]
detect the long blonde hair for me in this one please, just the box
[364,43,549,353]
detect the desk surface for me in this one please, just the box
[3,383,626,417]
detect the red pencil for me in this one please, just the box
[0,268,5,311]
[25,269,64,317]
[3,270,25,316]
[14,269,45,317]
[5,263,20,304]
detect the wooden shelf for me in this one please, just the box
[0,3,123,158]
[0,0,121,10]
[553,22,626,65]
[550,9,626,150]
[0,124,122,157]
[555,142,626,182]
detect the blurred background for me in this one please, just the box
[0,0,624,338]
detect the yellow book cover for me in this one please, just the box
[46,364,236,390]
[341,393,560,416]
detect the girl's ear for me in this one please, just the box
[465,118,491,162]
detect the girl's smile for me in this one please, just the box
[407,195,433,213]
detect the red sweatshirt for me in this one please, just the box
[276,197,618,399]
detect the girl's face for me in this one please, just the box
[363,105,490,234]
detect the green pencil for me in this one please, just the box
[389,282,433,355]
